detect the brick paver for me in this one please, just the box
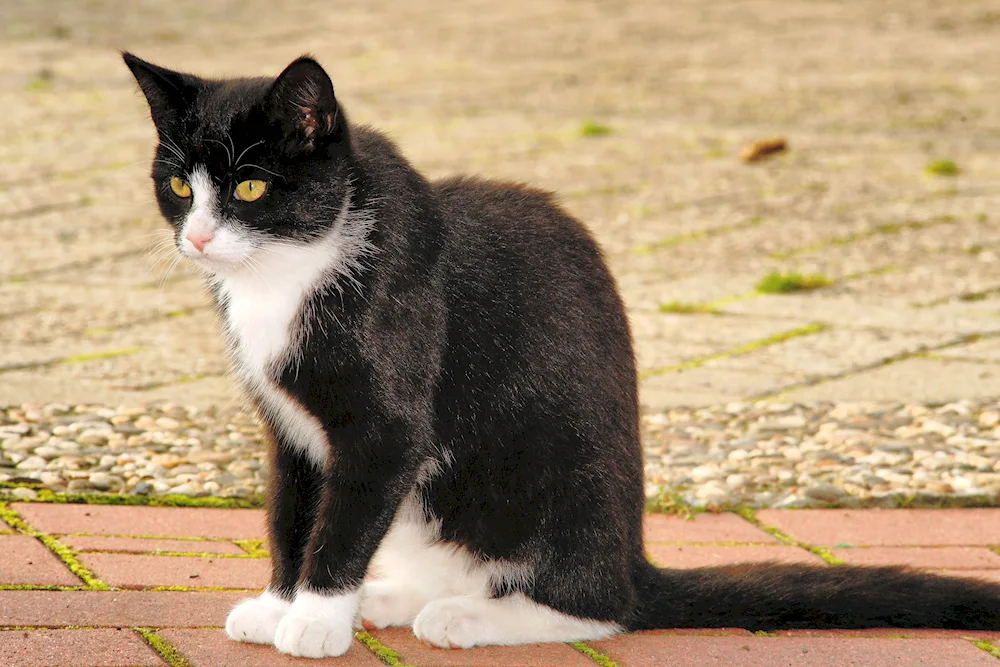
[371,627,595,667]
[1,505,1000,664]
[62,535,248,555]
[831,546,1000,569]
[13,504,266,540]
[757,508,1000,547]
[588,634,998,667]
[643,513,777,544]
[158,629,384,667]
[0,629,166,667]
[647,544,824,568]
[0,591,245,627]
[0,535,84,587]
[77,553,269,590]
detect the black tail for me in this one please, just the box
[629,560,1000,631]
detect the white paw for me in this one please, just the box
[359,581,427,630]
[225,591,292,645]
[274,612,354,658]
[413,598,489,649]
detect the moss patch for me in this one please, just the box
[756,272,832,294]
[572,641,619,667]
[0,503,109,589]
[640,323,827,379]
[972,639,1000,659]
[355,630,414,666]
[926,159,960,176]
[634,217,764,255]
[0,487,265,508]
[134,627,192,667]
[580,121,612,138]
[234,539,270,558]
[658,301,720,315]
[736,508,843,565]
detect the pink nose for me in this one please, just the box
[185,231,214,253]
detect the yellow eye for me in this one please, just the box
[235,179,267,202]
[169,176,191,198]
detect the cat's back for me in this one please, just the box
[431,175,608,279]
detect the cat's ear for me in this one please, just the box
[122,52,201,133]
[268,56,346,154]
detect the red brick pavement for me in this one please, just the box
[2,502,1000,665]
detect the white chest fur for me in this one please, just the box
[217,238,345,469]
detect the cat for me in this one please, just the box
[124,52,1000,659]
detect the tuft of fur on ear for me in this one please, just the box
[122,52,201,134]
[268,56,346,154]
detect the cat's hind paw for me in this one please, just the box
[413,598,490,649]
[225,590,292,645]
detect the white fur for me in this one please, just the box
[225,589,292,645]
[274,589,360,658]
[413,594,621,649]
[361,492,618,647]
[180,168,375,468]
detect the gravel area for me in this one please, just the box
[2,400,1000,509]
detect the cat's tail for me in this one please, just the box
[629,560,1000,630]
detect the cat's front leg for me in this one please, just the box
[273,429,417,658]
[227,440,323,645]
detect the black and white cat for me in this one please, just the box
[124,53,1000,659]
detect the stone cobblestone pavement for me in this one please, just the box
[4,502,1000,666]
[3,0,1000,409]
[4,0,1000,664]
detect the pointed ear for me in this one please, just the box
[122,52,201,133]
[268,56,346,154]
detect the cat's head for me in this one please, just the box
[124,53,353,278]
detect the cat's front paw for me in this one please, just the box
[225,590,292,645]
[274,612,353,658]
[358,581,428,630]
[413,598,488,649]
[273,589,358,658]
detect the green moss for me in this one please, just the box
[6,488,265,508]
[0,504,109,589]
[736,508,843,565]
[25,69,54,92]
[972,639,1000,659]
[0,584,91,591]
[134,627,193,667]
[635,217,764,255]
[658,301,720,315]
[580,121,612,138]
[572,641,619,666]
[59,347,144,365]
[39,534,110,590]
[926,159,960,176]
[754,630,778,637]
[148,585,262,592]
[234,539,270,558]
[756,272,832,294]
[640,323,827,379]
[355,630,414,666]
[646,490,704,519]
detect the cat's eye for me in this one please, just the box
[169,176,191,198]
[234,179,267,202]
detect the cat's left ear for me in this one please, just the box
[268,56,346,154]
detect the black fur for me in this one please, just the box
[124,52,1000,636]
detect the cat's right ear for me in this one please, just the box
[122,52,201,133]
